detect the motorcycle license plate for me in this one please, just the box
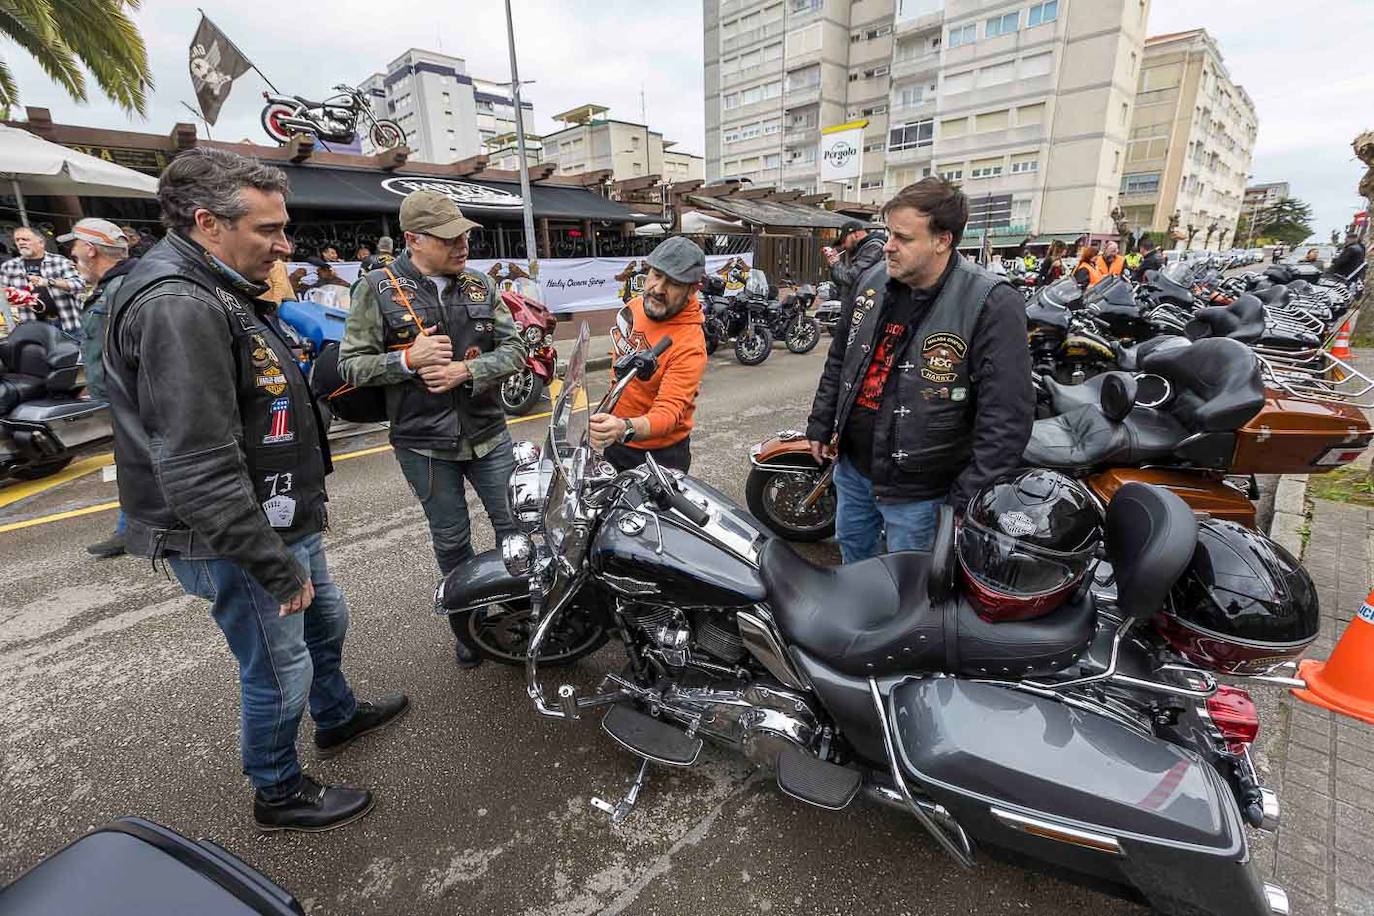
[1315,445,1368,466]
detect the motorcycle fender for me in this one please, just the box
[750,431,815,467]
[889,678,1273,916]
[436,548,529,615]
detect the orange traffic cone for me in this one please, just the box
[1331,319,1353,360]
[1292,587,1374,725]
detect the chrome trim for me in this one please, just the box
[1264,883,1290,916]
[737,609,807,690]
[868,678,976,869]
[989,807,1123,856]
[1258,786,1281,833]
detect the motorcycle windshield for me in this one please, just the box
[745,269,770,297]
[542,323,591,609]
[1040,277,1083,309]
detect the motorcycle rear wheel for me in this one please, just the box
[371,120,406,150]
[9,456,74,481]
[735,326,773,365]
[260,103,296,145]
[786,316,821,354]
[467,601,608,667]
[745,465,836,541]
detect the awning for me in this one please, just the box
[275,163,653,223]
[686,194,852,229]
[957,231,1031,250]
[1029,232,1088,246]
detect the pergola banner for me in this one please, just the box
[819,120,867,184]
[288,252,753,314]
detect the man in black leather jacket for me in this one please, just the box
[104,148,407,833]
[826,220,887,305]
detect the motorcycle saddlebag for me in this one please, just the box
[309,341,386,424]
[0,816,303,915]
[888,678,1274,916]
[437,547,529,614]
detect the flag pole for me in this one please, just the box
[196,8,278,93]
[178,100,213,139]
[504,0,539,281]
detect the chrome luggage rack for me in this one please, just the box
[1255,332,1374,409]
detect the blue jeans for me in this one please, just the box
[395,435,518,577]
[833,456,942,563]
[169,533,356,799]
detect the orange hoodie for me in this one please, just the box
[608,294,709,449]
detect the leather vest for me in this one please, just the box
[837,257,1002,498]
[106,237,328,546]
[367,253,507,450]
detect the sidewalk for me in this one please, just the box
[1260,348,1374,916]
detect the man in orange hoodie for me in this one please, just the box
[590,236,709,472]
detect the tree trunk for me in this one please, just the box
[1352,131,1374,344]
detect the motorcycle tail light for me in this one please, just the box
[1206,686,1260,749]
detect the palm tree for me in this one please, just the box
[0,0,154,117]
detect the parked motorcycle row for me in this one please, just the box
[702,269,825,365]
[436,325,1316,916]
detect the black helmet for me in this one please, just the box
[1156,519,1320,674]
[958,470,1103,621]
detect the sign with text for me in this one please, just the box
[819,120,867,184]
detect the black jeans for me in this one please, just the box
[604,436,691,473]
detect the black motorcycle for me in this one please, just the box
[1,321,110,480]
[767,280,822,354]
[260,83,405,149]
[437,325,1306,916]
[705,270,774,366]
[812,281,841,336]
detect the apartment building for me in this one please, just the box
[1121,29,1257,247]
[705,0,1149,240]
[359,49,535,163]
[1244,181,1290,212]
[541,104,705,182]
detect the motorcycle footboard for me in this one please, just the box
[435,548,529,615]
[886,678,1275,916]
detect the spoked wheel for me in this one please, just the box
[467,601,608,667]
[371,119,406,150]
[500,368,544,415]
[260,103,296,145]
[786,316,821,354]
[734,326,773,365]
[745,466,836,541]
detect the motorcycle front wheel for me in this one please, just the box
[734,326,773,365]
[704,318,725,356]
[500,368,545,415]
[786,316,821,354]
[260,103,296,145]
[371,120,406,150]
[467,601,608,667]
[745,465,836,541]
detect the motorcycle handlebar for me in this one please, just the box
[649,335,672,357]
[665,485,710,527]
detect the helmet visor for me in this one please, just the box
[957,518,1094,598]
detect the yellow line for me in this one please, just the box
[0,453,114,509]
[0,407,561,535]
[0,500,120,534]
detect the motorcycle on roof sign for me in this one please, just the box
[379,176,524,209]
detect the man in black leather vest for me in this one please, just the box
[338,190,526,669]
[104,148,408,833]
[806,178,1033,562]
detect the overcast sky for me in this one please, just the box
[2,0,1365,239]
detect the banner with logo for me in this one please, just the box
[819,120,867,184]
[286,252,753,314]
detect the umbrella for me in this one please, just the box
[0,123,159,226]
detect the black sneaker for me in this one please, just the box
[314,693,409,758]
[86,534,126,558]
[253,775,374,833]
[449,612,483,670]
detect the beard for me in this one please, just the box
[643,292,687,321]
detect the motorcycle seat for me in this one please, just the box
[1253,285,1288,306]
[1184,294,1265,344]
[292,95,326,108]
[1115,334,1189,372]
[1023,402,1187,470]
[759,539,1095,679]
[0,373,46,414]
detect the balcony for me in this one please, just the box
[890,53,940,82]
[783,160,818,181]
[783,85,821,109]
[894,9,944,37]
[783,124,818,145]
[888,99,936,122]
[885,144,934,166]
[720,19,785,54]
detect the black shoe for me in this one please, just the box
[448,612,483,669]
[253,775,374,833]
[314,693,410,758]
[86,534,126,558]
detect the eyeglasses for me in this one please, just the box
[420,232,469,248]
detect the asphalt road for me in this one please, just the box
[0,340,1152,916]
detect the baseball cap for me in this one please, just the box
[836,219,868,243]
[645,236,706,285]
[57,218,128,249]
[399,190,482,239]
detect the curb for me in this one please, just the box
[1268,473,1310,559]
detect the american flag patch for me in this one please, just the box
[263,397,294,444]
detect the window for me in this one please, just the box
[943,70,974,93]
[742,85,762,105]
[1016,102,1046,126]
[1020,52,1052,78]
[763,42,783,60]
[789,0,820,11]
[1127,122,1168,161]
[864,139,886,152]
[975,109,1009,132]
[723,129,741,144]
[889,118,934,151]
[786,22,823,55]
[978,62,1015,87]
[763,80,782,99]
[1027,0,1058,27]
[1010,153,1038,174]
[895,83,925,108]
[724,92,740,110]
[762,118,781,135]
[938,164,963,180]
[786,65,820,90]
[985,12,1018,38]
[861,179,884,190]
[764,153,781,169]
[941,116,969,138]
[1120,172,1161,195]
[894,38,923,60]
[860,104,888,116]
[948,23,976,48]
[969,158,1003,179]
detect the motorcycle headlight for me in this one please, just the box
[542,331,555,347]
[523,324,544,344]
[508,459,551,531]
[512,440,541,467]
[501,533,535,577]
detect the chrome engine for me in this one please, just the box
[662,683,819,768]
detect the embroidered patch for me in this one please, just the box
[263,396,294,444]
[463,279,488,302]
[951,386,968,402]
[262,472,296,528]
[920,332,967,384]
[464,345,481,360]
[380,275,419,293]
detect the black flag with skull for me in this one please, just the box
[189,15,252,125]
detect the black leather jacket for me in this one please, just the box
[830,232,888,302]
[104,232,331,602]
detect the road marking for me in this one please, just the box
[0,404,561,535]
[0,453,114,509]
